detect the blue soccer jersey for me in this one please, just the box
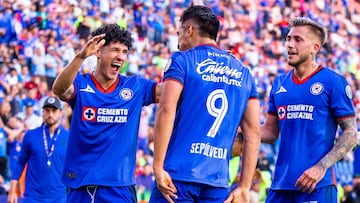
[268,67,355,190]
[163,44,258,188]
[12,123,69,201]
[62,73,156,188]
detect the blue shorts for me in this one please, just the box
[149,180,228,203]
[266,185,337,203]
[67,185,137,203]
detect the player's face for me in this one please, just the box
[97,42,128,80]
[43,107,62,127]
[285,26,318,67]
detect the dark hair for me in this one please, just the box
[180,5,220,41]
[91,23,133,50]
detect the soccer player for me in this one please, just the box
[7,96,69,203]
[149,5,260,203]
[52,24,160,202]
[261,17,358,203]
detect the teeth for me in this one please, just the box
[112,63,121,68]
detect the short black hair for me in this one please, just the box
[91,23,133,50]
[180,5,220,41]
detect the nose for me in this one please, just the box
[116,51,127,61]
[285,38,295,48]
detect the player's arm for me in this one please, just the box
[225,99,260,203]
[153,80,182,170]
[154,82,163,103]
[260,113,280,144]
[295,117,358,193]
[153,79,182,202]
[8,180,19,203]
[52,34,106,100]
[316,117,357,171]
[238,99,261,189]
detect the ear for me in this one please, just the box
[188,25,196,36]
[93,48,100,59]
[311,42,321,55]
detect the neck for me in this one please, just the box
[47,123,59,134]
[293,60,318,81]
[92,71,117,90]
[198,38,217,47]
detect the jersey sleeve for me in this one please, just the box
[139,77,156,106]
[330,75,355,119]
[248,69,259,99]
[163,52,186,85]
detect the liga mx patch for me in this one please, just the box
[120,88,133,101]
[345,85,353,99]
[82,107,96,121]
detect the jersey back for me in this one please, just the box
[163,45,258,187]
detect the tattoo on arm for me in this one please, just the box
[317,118,358,170]
[59,86,74,101]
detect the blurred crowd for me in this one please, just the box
[0,0,360,202]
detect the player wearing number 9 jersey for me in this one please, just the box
[150,5,261,203]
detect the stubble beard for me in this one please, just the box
[288,54,309,68]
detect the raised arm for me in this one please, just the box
[52,34,106,100]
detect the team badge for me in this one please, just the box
[82,107,96,121]
[310,82,323,95]
[345,85,353,99]
[277,106,286,120]
[120,88,133,100]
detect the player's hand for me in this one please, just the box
[153,168,177,203]
[77,33,106,59]
[7,192,18,203]
[295,164,326,193]
[224,186,250,203]
[226,50,240,60]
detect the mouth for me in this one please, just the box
[111,62,122,71]
[288,52,296,56]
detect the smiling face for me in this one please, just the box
[96,41,129,81]
[285,26,321,68]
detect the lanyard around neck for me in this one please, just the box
[42,124,61,159]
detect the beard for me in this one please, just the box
[287,53,310,67]
[44,118,58,127]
